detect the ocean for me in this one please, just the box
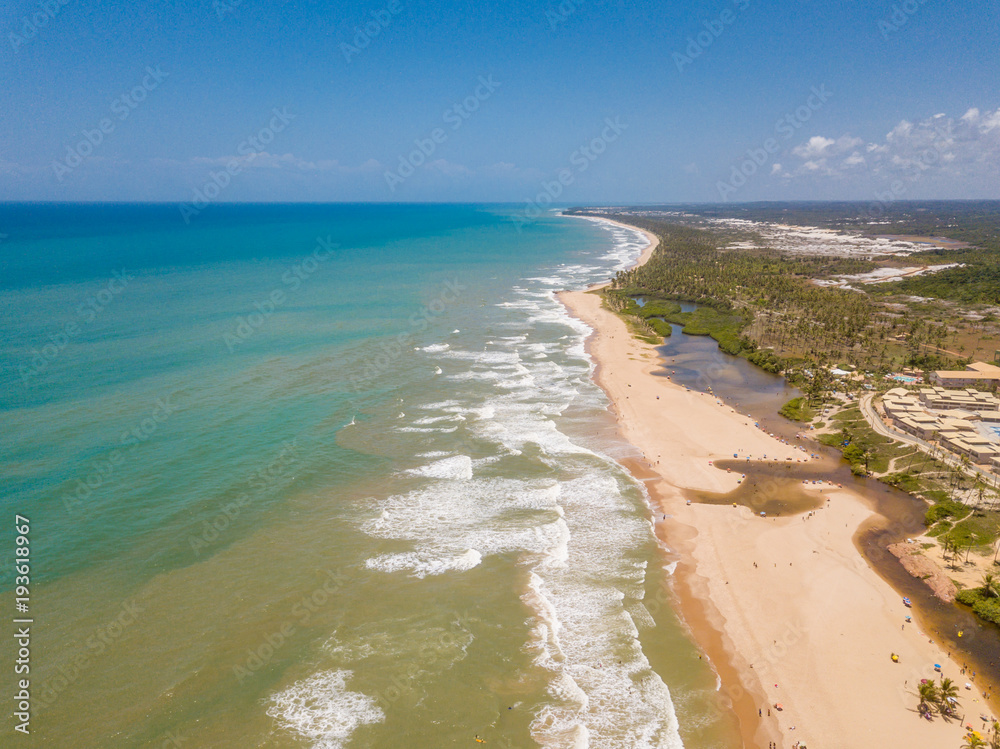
[0,204,734,748]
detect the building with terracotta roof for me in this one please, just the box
[931,362,1000,389]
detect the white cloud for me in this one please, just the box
[425,158,473,177]
[843,151,866,168]
[778,107,1000,188]
[792,136,835,159]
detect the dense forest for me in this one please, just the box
[577,202,1000,304]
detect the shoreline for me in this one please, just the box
[559,216,984,748]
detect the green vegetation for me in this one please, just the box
[926,499,970,526]
[883,471,925,494]
[942,511,1000,552]
[779,397,813,423]
[604,294,680,341]
[957,573,1000,626]
[672,306,748,355]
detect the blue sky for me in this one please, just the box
[1,0,998,203]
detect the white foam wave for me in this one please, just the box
[267,670,383,749]
[406,455,473,480]
[365,548,483,577]
[410,414,463,425]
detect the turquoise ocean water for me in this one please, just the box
[0,204,733,748]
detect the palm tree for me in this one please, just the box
[963,735,987,749]
[975,476,987,512]
[939,677,960,714]
[917,681,939,715]
[982,572,1000,598]
[989,720,1000,749]
[968,533,982,563]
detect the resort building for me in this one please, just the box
[941,434,1000,462]
[879,386,1000,464]
[918,386,1000,413]
[931,362,1000,389]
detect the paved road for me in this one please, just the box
[858,393,928,447]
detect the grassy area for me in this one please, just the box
[883,471,926,494]
[922,496,1000,556]
[779,397,814,423]
[943,511,1000,552]
[925,498,969,525]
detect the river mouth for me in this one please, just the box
[685,460,827,516]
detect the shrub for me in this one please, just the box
[957,588,1000,626]
[925,500,970,526]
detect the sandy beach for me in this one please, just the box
[559,222,988,748]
